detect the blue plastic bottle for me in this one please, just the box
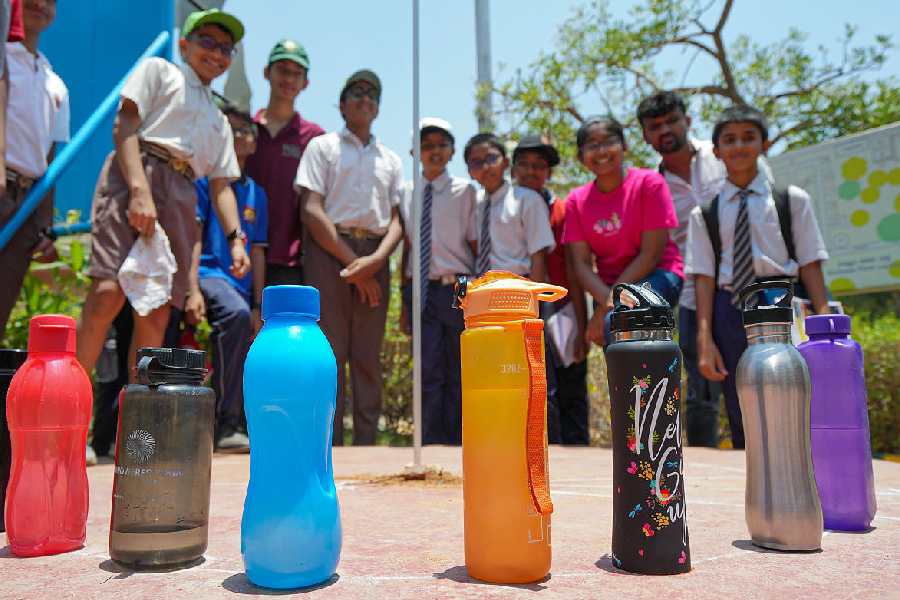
[241,285,341,588]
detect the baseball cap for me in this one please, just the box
[268,39,310,69]
[182,9,244,44]
[341,69,382,102]
[420,117,453,140]
[513,134,560,167]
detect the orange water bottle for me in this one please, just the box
[454,271,567,583]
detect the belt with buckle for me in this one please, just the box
[429,274,460,286]
[5,169,35,195]
[139,141,197,181]
[336,225,382,240]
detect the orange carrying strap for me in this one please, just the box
[522,319,554,515]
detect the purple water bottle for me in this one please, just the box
[798,314,876,531]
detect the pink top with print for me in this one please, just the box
[562,168,684,285]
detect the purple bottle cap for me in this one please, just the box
[805,314,851,336]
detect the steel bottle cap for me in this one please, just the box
[608,283,674,332]
[738,280,794,326]
[804,314,850,335]
[453,271,567,326]
[28,314,77,354]
[262,285,320,321]
[0,348,27,372]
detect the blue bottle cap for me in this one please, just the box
[805,314,851,336]
[262,285,320,321]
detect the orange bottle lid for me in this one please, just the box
[457,271,567,327]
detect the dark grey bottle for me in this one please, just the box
[109,347,215,567]
[0,349,28,532]
[605,283,690,574]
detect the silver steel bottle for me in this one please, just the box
[736,281,822,551]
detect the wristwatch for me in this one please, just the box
[227,228,247,243]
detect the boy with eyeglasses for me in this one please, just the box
[246,39,324,286]
[296,69,404,446]
[399,117,477,445]
[183,103,268,453]
[76,8,250,386]
[465,133,555,282]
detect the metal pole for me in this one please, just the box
[474,0,493,131]
[411,0,423,467]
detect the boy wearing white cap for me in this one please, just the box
[399,117,477,445]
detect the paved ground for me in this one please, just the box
[3,447,899,600]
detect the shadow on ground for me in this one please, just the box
[433,565,549,591]
[221,573,340,595]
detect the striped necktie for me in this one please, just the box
[420,182,433,307]
[476,195,492,275]
[730,189,755,307]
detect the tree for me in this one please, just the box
[489,0,897,187]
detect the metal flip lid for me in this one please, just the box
[738,280,794,325]
[609,283,674,332]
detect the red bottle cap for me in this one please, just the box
[28,314,77,354]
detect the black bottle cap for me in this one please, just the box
[0,348,27,372]
[609,283,674,332]
[738,280,794,325]
[136,347,207,385]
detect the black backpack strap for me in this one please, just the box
[773,185,796,263]
[700,194,722,288]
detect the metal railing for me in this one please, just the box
[0,30,172,251]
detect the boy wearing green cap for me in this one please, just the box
[76,9,250,384]
[246,39,324,286]
[296,69,404,445]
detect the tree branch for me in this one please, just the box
[709,0,743,104]
[714,0,735,35]
[770,119,817,146]
[669,84,733,98]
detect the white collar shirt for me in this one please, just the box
[294,128,403,235]
[5,42,70,179]
[659,139,727,309]
[400,170,478,278]
[120,57,239,181]
[479,181,556,276]
[685,170,829,290]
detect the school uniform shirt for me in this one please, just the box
[245,110,325,267]
[5,42,69,179]
[399,171,478,279]
[562,168,683,286]
[479,181,555,276]
[685,170,829,289]
[195,176,269,300]
[294,128,403,235]
[120,57,240,181]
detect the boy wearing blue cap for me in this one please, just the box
[77,9,250,383]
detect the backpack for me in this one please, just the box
[700,185,798,290]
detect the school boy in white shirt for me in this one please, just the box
[399,117,477,445]
[76,9,250,382]
[0,0,68,339]
[296,69,404,446]
[686,104,829,449]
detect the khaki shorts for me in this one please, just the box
[88,151,197,310]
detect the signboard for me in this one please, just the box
[769,123,900,295]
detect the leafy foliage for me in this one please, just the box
[491,0,896,187]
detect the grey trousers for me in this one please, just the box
[302,233,390,446]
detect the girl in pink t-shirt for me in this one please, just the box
[562,116,683,346]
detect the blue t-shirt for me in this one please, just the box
[196,176,269,299]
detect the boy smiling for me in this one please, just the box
[77,9,250,383]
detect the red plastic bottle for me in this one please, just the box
[6,315,92,556]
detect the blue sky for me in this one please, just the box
[215,0,899,179]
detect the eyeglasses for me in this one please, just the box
[346,86,379,102]
[514,160,550,172]
[468,152,504,171]
[233,125,257,138]
[189,34,236,58]
[422,142,452,152]
[581,138,622,153]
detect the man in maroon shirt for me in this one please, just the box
[245,39,324,285]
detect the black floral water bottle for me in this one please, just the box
[605,283,690,574]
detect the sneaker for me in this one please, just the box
[86,445,98,466]
[216,431,250,454]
